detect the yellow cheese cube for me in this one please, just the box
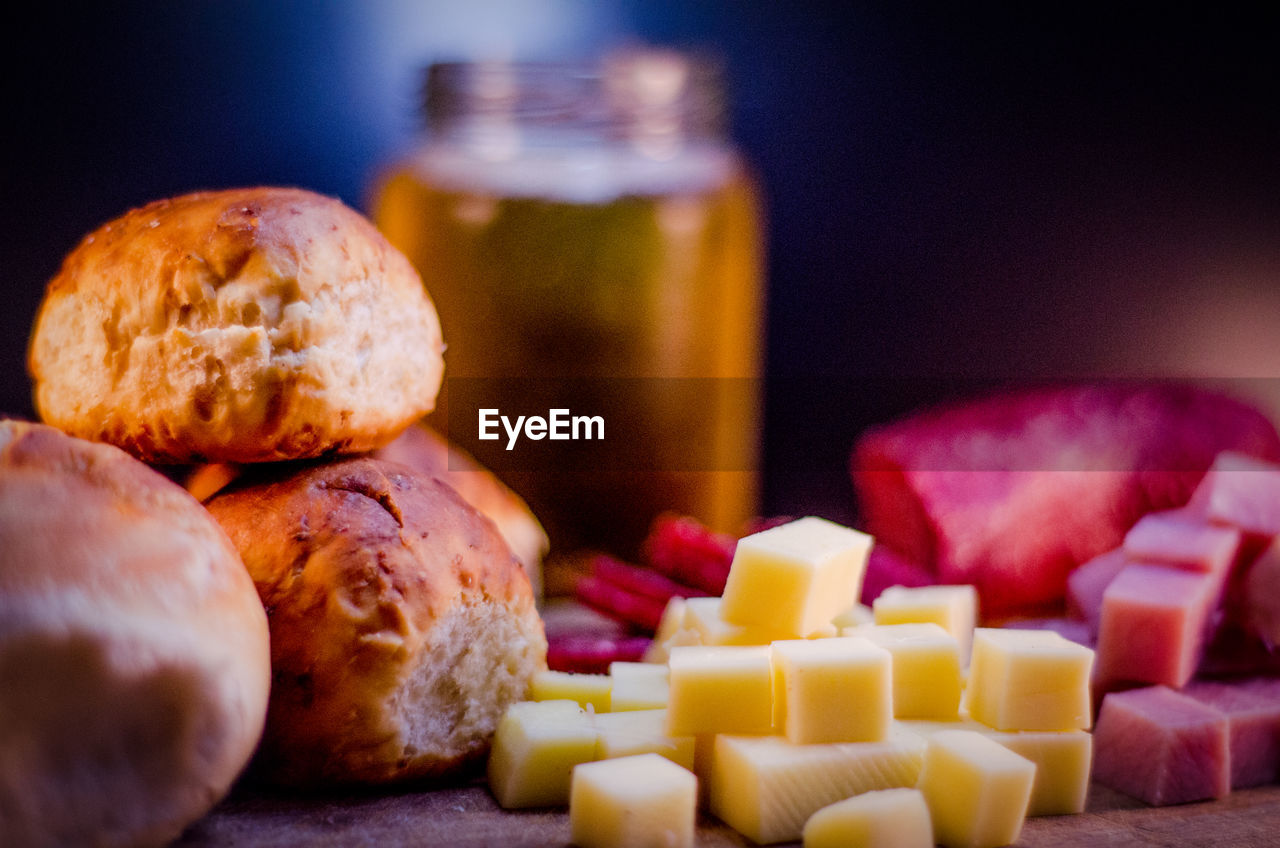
[977,728,1092,816]
[487,700,599,809]
[772,636,892,744]
[872,584,978,660]
[530,669,612,713]
[608,661,670,711]
[653,596,688,645]
[678,596,839,647]
[641,597,693,663]
[963,628,1094,731]
[569,754,697,848]
[802,787,934,848]
[709,725,927,845]
[682,596,779,646]
[896,716,985,738]
[849,623,963,720]
[665,645,773,736]
[721,516,872,637]
[917,729,1035,848]
[593,709,695,770]
[897,717,1091,817]
[831,602,875,630]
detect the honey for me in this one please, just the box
[370,51,765,557]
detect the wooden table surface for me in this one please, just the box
[175,780,1280,847]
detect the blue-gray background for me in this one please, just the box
[4,2,1278,521]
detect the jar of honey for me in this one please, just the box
[370,48,765,561]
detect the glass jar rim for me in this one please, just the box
[421,47,729,143]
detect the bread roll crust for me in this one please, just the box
[0,420,271,848]
[373,422,548,599]
[204,457,547,786]
[28,186,445,463]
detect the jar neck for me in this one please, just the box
[422,49,729,161]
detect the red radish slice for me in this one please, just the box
[589,554,711,601]
[643,513,736,594]
[574,574,669,632]
[540,597,630,641]
[546,634,652,674]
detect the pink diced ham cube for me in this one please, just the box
[1092,685,1230,806]
[1122,509,1242,575]
[1066,548,1129,638]
[1191,451,1280,537]
[1238,536,1280,649]
[851,383,1280,616]
[1095,563,1223,689]
[1198,625,1280,678]
[1183,676,1280,789]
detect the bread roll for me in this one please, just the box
[27,186,445,464]
[204,456,547,785]
[0,421,270,848]
[373,422,547,600]
[181,423,549,600]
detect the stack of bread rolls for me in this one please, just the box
[4,187,548,845]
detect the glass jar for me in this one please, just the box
[370,47,765,561]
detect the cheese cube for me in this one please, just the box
[665,645,773,736]
[593,709,695,770]
[849,623,963,720]
[917,729,1035,848]
[898,718,1091,817]
[830,603,875,630]
[709,725,927,845]
[872,584,978,660]
[720,516,872,637]
[964,628,1094,731]
[897,716,986,738]
[772,636,892,744]
[642,596,692,663]
[802,788,933,848]
[681,596,790,646]
[529,669,612,713]
[982,728,1092,816]
[608,661,669,711]
[487,700,599,809]
[569,754,697,848]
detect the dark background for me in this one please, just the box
[4,2,1279,523]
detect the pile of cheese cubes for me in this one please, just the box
[488,517,1097,848]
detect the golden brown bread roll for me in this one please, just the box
[204,456,547,786]
[182,422,549,600]
[27,186,445,464]
[373,422,547,600]
[0,420,271,848]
